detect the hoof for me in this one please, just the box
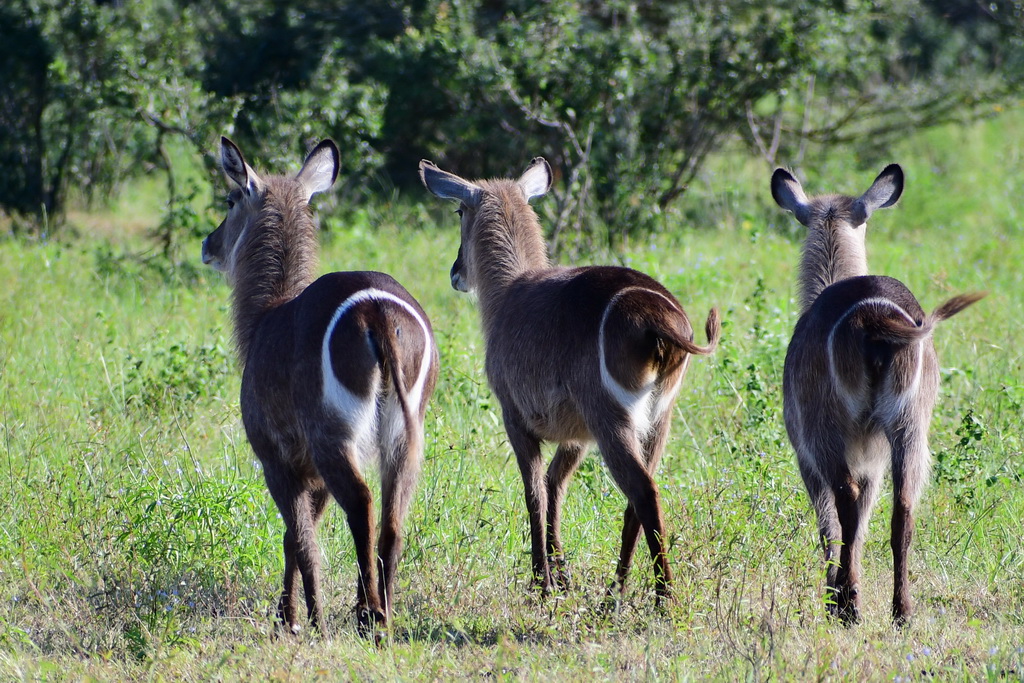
[548,556,571,592]
[356,607,387,643]
[531,570,554,596]
[600,580,629,616]
[892,604,913,629]
[272,619,303,639]
[826,586,861,626]
[837,604,861,626]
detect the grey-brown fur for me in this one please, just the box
[421,157,720,599]
[772,164,985,625]
[202,137,439,639]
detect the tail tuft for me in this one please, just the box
[661,306,720,356]
[700,307,721,355]
[932,291,987,322]
[869,291,985,344]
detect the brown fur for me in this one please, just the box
[421,158,719,599]
[203,138,439,639]
[772,164,984,626]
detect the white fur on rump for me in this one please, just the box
[320,288,433,467]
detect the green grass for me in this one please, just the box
[1,109,1022,680]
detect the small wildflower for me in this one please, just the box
[989,647,998,656]
[906,653,914,662]
[922,647,932,656]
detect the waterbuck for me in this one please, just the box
[202,137,439,637]
[420,157,720,599]
[772,164,984,625]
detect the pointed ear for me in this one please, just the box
[221,136,263,195]
[771,168,811,226]
[851,163,904,224]
[296,139,340,201]
[419,160,482,207]
[518,157,551,201]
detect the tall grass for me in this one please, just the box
[0,111,1021,679]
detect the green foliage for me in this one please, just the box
[2,0,1019,250]
[0,5,50,222]
[934,409,987,505]
[1,1,131,226]
[124,340,232,417]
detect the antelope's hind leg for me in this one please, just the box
[377,425,424,622]
[799,462,849,622]
[888,424,930,627]
[593,418,672,601]
[315,439,383,637]
[546,442,586,590]
[609,414,673,598]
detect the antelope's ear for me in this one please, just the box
[770,168,811,226]
[419,160,482,208]
[297,139,340,201]
[518,157,551,201]
[221,137,264,196]
[851,163,903,225]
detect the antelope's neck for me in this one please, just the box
[798,229,867,312]
[231,203,319,364]
[473,222,549,336]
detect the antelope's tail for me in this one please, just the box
[931,291,987,323]
[370,318,421,461]
[871,291,986,344]
[660,307,721,356]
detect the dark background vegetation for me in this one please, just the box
[1,0,1021,246]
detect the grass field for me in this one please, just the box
[0,111,1021,680]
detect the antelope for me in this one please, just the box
[420,157,720,600]
[202,137,439,638]
[772,164,984,626]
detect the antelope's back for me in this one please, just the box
[487,265,687,376]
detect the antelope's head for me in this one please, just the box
[419,157,552,293]
[772,163,904,248]
[202,136,339,282]
[772,163,904,309]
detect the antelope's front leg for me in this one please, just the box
[505,417,551,592]
[262,459,324,634]
[545,442,585,590]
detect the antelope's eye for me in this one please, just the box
[455,208,464,218]
[226,198,235,209]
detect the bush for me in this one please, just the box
[1,0,1018,247]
